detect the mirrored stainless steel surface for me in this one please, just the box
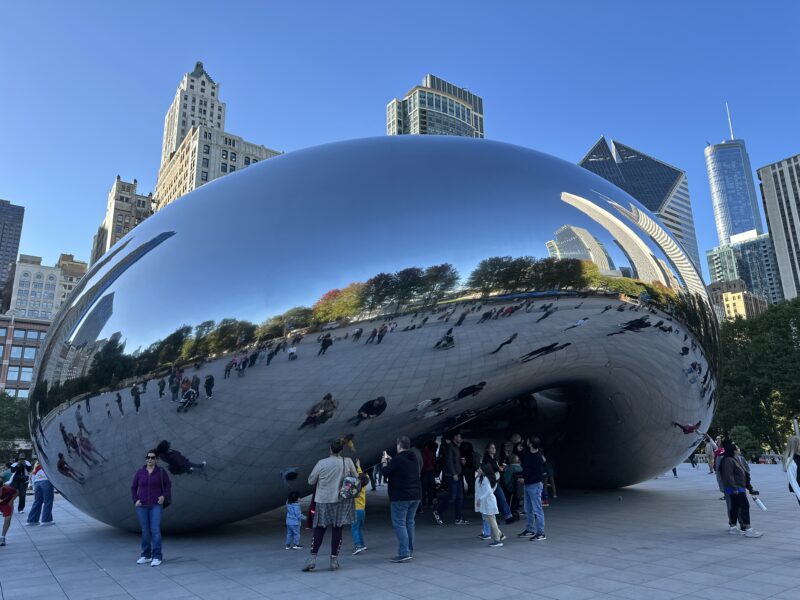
[30,136,717,531]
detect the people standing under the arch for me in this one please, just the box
[131,449,171,566]
[285,491,305,550]
[783,435,800,507]
[131,384,142,414]
[381,436,422,562]
[517,436,546,541]
[482,443,514,524]
[351,457,368,555]
[719,441,762,537]
[302,441,357,572]
[9,453,31,514]
[318,334,334,356]
[25,462,54,526]
[0,483,18,546]
[475,463,504,547]
[433,435,467,526]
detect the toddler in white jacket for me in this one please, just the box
[475,465,504,547]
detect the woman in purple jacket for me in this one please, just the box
[130,449,171,566]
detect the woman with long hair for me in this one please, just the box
[719,441,761,538]
[302,441,357,572]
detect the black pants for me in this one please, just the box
[726,492,750,528]
[421,470,437,507]
[14,481,27,511]
[311,525,342,556]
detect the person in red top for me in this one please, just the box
[0,484,19,546]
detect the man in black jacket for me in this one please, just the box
[433,435,468,526]
[381,436,421,562]
[517,437,546,540]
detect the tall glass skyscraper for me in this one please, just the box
[579,138,702,271]
[704,138,762,246]
[0,199,24,288]
[706,230,783,304]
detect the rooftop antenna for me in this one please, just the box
[725,102,735,140]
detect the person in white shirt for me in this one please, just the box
[26,462,55,526]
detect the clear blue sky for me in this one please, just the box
[2,1,799,281]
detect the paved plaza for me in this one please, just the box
[2,463,799,599]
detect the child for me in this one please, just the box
[351,458,369,554]
[285,491,305,549]
[475,464,504,547]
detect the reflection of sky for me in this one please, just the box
[71,137,698,351]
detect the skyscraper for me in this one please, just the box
[155,62,280,210]
[579,138,702,270]
[0,199,24,288]
[705,138,762,246]
[387,75,484,138]
[706,230,783,305]
[546,225,616,272]
[758,154,800,300]
[90,176,153,265]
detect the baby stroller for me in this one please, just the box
[177,388,199,412]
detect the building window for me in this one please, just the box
[202,158,209,168]
[203,145,210,154]
[0,328,6,338]
[23,347,36,360]
[7,366,19,382]
[16,389,29,399]
[20,367,32,382]
[220,163,228,173]
[230,152,236,162]
[229,166,235,172]
[221,150,228,159]
[244,157,251,166]
[13,329,25,339]
[201,171,208,182]
[10,345,22,359]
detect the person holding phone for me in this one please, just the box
[130,449,171,566]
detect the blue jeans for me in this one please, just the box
[285,522,300,546]
[351,508,366,547]
[524,482,545,534]
[136,505,163,560]
[390,500,420,558]
[27,480,55,524]
[495,484,512,519]
[437,477,463,520]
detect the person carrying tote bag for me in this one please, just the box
[302,441,357,572]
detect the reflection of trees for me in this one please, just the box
[466,256,600,296]
[257,306,313,338]
[312,283,366,323]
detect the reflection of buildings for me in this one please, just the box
[758,155,800,300]
[0,314,49,400]
[560,192,669,289]
[546,225,617,273]
[706,230,783,305]
[71,293,114,349]
[605,200,707,298]
[154,62,281,211]
[90,177,154,266]
[580,137,701,269]
[705,136,762,246]
[387,75,485,138]
[708,279,768,321]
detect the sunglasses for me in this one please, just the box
[146,456,157,460]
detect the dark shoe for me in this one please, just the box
[433,511,443,526]
[517,530,535,538]
[478,533,491,540]
[391,555,413,563]
[330,556,339,571]
[531,533,547,541]
[505,515,519,524]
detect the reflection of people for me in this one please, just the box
[0,484,19,546]
[299,394,338,429]
[671,421,702,435]
[204,375,215,400]
[26,462,55,526]
[302,441,357,572]
[563,318,588,332]
[155,440,206,475]
[131,449,171,566]
[519,343,571,363]
[348,397,387,425]
[57,452,85,483]
[381,436,421,562]
[318,335,334,356]
[131,384,142,414]
[489,333,517,354]
[158,378,166,398]
[75,404,90,436]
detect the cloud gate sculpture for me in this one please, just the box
[29,137,717,531]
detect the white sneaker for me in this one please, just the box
[25,522,39,526]
[151,558,162,566]
[728,526,743,535]
[136,557,152,564]
[744,528,763,538]
[40,522,55,526]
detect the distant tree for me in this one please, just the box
[362,272,397,315]
[0,392,29,445]
[728,425,762,461]
[597,275,645,298]
[421,264,459,306]
[499,256,536,293]
[392,267,425,312]
[313,289,343,323]
[467,256,512,297]
[257,307,313,340]
[336,282,367,317]
[207,319,255,353]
